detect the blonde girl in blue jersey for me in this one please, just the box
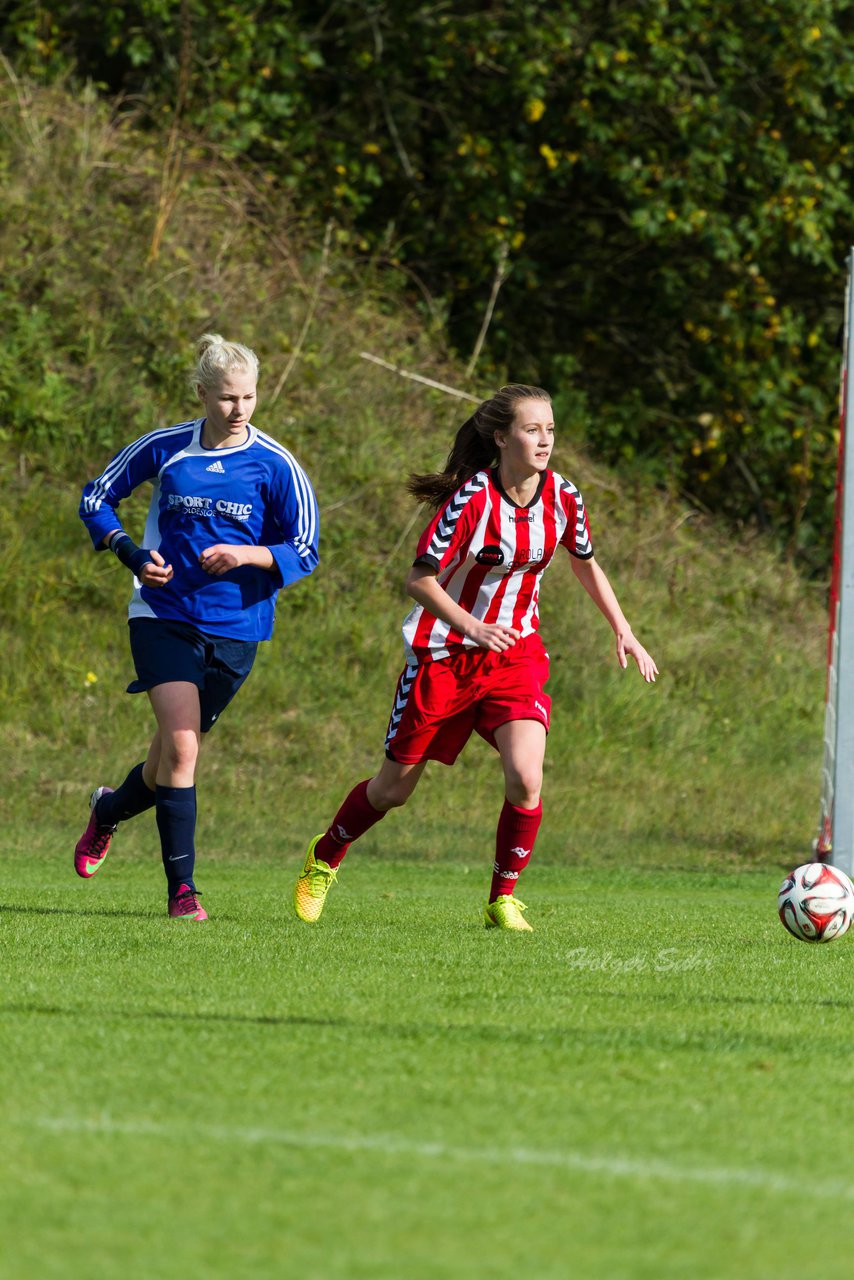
[75,334,319,919]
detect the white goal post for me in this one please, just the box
[817,246,854,877]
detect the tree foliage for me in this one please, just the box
[5,0,854,563]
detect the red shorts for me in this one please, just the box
[384,632,551,766]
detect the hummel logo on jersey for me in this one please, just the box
[206,459,226,473]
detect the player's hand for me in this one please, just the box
[467,621,521,653]
[617,631,658,683]
[199,544,244,576]
[139,549,173,588]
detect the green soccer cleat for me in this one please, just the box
[484,895,533,932]
[294,834,338,923]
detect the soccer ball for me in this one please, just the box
[777,862,854,943]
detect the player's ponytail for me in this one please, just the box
[407,383,551,508]
[192,333,260,393]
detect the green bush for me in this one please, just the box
[3,2,853,560]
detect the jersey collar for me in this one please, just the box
[196,418,257,452]
[490,466,549,510]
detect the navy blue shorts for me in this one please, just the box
[127,618,258,733]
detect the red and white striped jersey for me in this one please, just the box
[402,467,593,662]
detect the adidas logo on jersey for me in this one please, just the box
[206,459,226,473]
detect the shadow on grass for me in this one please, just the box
[1,902,157,921]
[3,1001,352,1030]
[5,995,854,1056]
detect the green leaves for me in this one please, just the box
[4,0,854,560]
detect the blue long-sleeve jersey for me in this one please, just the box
[80,418,319,641]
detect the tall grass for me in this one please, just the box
[0,71,830,874]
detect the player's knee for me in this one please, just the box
[371,783,411,811]
[505,769,542,809]
[161,730,199,775]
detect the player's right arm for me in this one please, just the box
[406,476,519,652]
[405,565,519,653]
[79,430,174,585]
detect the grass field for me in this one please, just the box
[2,70,849,1278]
[4,847,854,1279]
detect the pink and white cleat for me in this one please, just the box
[168,884,208,921]
[74,787,117,878]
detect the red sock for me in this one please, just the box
[489,799,542,902]
[315,779,385,869]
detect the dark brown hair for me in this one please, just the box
[407,383,551,509]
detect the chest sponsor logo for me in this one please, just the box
[505,548,545,570]
[475,544,505,566]
[167,493,253,521]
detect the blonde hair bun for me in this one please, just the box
[192,333,260,392]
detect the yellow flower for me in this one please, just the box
[334,163,347,175]
[362,142,381,155]
[539,143,559,170]
[807,332,820,348]
[260,66,272,79]
[808,25,822,39]
[85,672,98,685]
[525,98,546,123]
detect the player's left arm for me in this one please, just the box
[200,453,319,583]
[199,544,275,576]
[570,555,659,683]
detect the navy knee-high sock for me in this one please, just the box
[155,785,197,894]
[96,763,156,826]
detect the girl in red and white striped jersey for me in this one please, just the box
[295,383,658,931]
